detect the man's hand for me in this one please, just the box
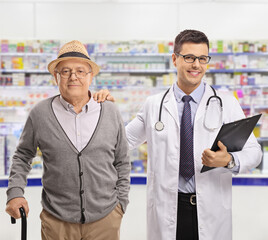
[93,89,115,103]
[202,141,232,168]
[6,197,29,219]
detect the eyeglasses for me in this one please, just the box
[175,53,211,64]
[56,69,92,79]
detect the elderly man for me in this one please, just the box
[6,40,130,240]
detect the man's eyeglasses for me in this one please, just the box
[175,53,211,64]
[56,69,92,79]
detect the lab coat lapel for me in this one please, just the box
[162,87,180,129]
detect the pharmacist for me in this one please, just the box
[94,29,262,240]
[6,40,130,240]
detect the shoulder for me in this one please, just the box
[29,96,57,116]
[101,101,121,118]
[101,100,117,111]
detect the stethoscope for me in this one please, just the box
[154,86,223,131]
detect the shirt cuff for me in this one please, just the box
[229,152,240,174]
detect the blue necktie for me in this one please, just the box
[180,95,194,181]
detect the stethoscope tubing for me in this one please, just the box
[155,85,222,131]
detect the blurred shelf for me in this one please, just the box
[0,122,24,124]
[209,52,268,56]
[258,137,268,143]
[0,52,56,56]
[241,105,268,110]
[212,84,268,89]
[208,68,268,73]
[0,85,57,89]
[95,85,154,90]
[0,106,28,110]
[208,69,235,73]
[99,69,175,74]
[235,52,268,56]
[93,53,171,57]
[235,68,268,73]
[0,69,49,73]
[1,173,268,187]
[210,52,234,56]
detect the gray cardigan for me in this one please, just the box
[7,96,130,223]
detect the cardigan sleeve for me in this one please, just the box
[6,115,38,203]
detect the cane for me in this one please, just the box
[11,207,27,240]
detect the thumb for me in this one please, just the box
[217,141,227,151]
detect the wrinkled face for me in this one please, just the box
[54,59,93,101]
[172,42,209,94]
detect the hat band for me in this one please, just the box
[58,52,91,60]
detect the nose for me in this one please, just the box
[69,72,77,80]
[192,57,201,68]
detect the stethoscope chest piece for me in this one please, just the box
[155,121,164,131]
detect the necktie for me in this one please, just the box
[180,95,194,181]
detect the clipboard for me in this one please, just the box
[201,113,262,173]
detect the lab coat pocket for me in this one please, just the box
[220,172,232,210]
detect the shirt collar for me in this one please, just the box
[59,91,92,113]
[173,81,205,104]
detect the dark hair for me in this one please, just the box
[174,29,209,53]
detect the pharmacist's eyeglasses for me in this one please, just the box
[56,68,92,79]
[175,53,211,64]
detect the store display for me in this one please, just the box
[0,39,268,177]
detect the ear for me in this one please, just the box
[172,53,177,67]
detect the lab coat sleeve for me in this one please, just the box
[228,96,262,173]
[125,102,148,150]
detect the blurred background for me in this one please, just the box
[0,0,268,239]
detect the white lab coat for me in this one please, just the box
[126,83,262,240]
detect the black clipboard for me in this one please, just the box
[201,113,262,173]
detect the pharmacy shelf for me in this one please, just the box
[235,52,268,56]
[208,69,268,73]
[210,52,234,56]
[0,106,28,110]
[212,84,268,89]
[93,53,171,57]
[235,68,268,73]
[0,69,49,73]
[208,69,235,73]
[1,173,268,187]
[99,69,175,74]
[0,52,56,57]
[0,86,57,90]
[94,52,268,57]
[241,105,268,110]
[258,137,268,143]
[210,52,268,56]
[0,122,25,125]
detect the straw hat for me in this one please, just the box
[48,40,100,77]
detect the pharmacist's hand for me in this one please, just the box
[201,141,232,168]
[6,197,29,219]
[93,89,115,103]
